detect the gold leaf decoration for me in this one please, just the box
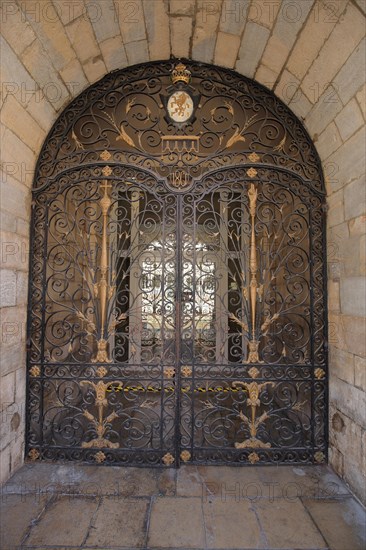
[96,366,108,378]
[181,366,192,377]
[227,127,246,148]
[248,452,260,464]
[314,451,325,463]
[162,452,175,466]
[246,167,257,178]
[102,166,112,177]
[95,451,106,463]
[248,152,260,163]
[28,448,40,461]
[180,450,191,462]
[29,366,41,377]
[100,150,111,161]
[164,367,176,379]
[314,368,325,380]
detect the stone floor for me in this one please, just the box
[0,462,365,550]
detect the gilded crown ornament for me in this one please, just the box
[171,62,191,85]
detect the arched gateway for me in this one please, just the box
[26,60,327,467]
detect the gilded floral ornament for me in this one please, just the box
[95,451,106,463]
[100,150,111,161]
[162,452,175,465]
[246,167,257,178]
[248,152,260,163]
[164,367,176,379]
[181,366,192,377]
[102,165,112,177]
[314,368,325,380]
[29,366,40,377]
[248,367,260,379]
[180,450,191,462]
[28,448,40,461]
[314,451,325,463]
[248,452,260,464]
[96,366,108,378]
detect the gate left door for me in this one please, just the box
[27,176,181,465]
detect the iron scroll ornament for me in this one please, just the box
[26,60,328,467]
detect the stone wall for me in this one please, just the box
[0,0,365,500]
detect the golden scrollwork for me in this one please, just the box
[162,452,175,465]
[180,450,191,462]
[233,377,275,449]
[81,379,122,449]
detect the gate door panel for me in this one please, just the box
[27,60,327,466]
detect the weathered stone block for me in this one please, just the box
[59,58,89,95]
[236,22,270,78]
[341,277,366,317]
[333,38,366,106]
[305,84,343,138]
[354,355,366,391]
[302,4,365,102]
[1,95,45,154]
[86,0,121,42]
[21,40,70,111]
[254,64,276,90]
[170,0,196,16]
[328,280,340,312]
[0,270,16,308]
[65,17,101,64]
[327,188,344,228]
[214,32,241,68]
[329,346,354,386]
[100,37,128,72]
[275,70,300,104]
[170,17,193,59]
[192,0,222,64]
[356,83,366,119]
[286,0,342,81]
[83,56,107,84]
[349,215,366,237]
[344,176,366,222]
[143,0,170,61]
[316,122,342,162]
[247,0,280,29]
[124,39,149,66]
[0,4,36,55]
[117,0,146,43]
[335,99,364,142]
[329,375,366,428]
[219,0,249,35]
[0,371,15,410]
[0,129,35,188]
[326,126,366,193]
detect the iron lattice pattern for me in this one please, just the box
[27,61,327,466]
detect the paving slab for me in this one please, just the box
[253,498,327,549]
[303,497,366,550]
[2,462,176,498]
[0,493,49,549]
[148,496,205,548]
[25,496,99,547]
[177,464,262,498]
[257,464,351,499]
[84,496,149,548]
[203,498,265,549]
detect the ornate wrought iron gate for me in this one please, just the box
[26,61,328,466]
